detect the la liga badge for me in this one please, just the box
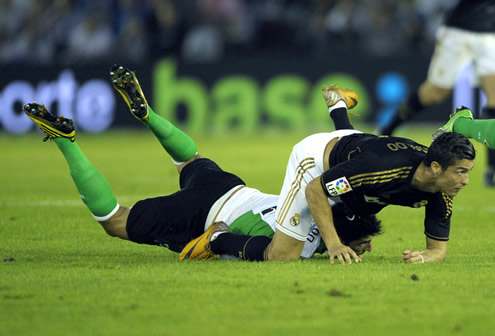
[325,177,353,196]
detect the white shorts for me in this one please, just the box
[275,129,361,241]
[428,26,495,88]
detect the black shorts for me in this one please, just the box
[126,158,245,252]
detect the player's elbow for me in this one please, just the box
[266,240,303,261]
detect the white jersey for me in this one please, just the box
[275,130,361,241]
[205,185,278,231]
[206,185,325,258]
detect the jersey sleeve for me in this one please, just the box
[424,192,453,241]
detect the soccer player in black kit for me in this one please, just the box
[377,0,495,186]
[183,87,476,265]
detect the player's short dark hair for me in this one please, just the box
[332,203,383,243]
[425,132,475,169]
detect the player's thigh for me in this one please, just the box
[99,206,130,239]
[266,229,305,261]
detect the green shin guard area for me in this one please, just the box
[54,138,118,217]
[146,108,198,162]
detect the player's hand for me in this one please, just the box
[402,250,425,264]
[328,243,362,264]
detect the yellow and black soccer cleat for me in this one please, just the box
[110,64,149,121]
[23,102,75,142]
[322,85,359,109]
[179,222,229,261]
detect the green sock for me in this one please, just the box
[144,107,197,162]
[53,138,118,218]
[454,118,495,148]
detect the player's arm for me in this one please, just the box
[402,237,447,263]
[305,177,361,264]
[403,194,451,263]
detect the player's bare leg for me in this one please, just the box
[377,80,451,135]
[110,64,198,173]
[418,81,451,105]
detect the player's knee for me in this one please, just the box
[176,154,203,174]
[418,82,451,105]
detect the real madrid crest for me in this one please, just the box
[290,213,301,226]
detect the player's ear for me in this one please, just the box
[430,161,443,176]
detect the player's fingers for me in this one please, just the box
[329,253,335,264]
[337,254,345,265]
[348,248,362,263]
[402,250,411,255]
[341,251,351,264]
[403,252,424,264]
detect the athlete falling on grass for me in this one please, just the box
[182,84,477,265]
[23,65,382,261]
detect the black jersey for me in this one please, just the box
[321,134,453,241]
[444,0,495,32]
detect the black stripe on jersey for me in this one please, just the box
[348,166,412,187]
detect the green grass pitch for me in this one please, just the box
[1,124,495,336]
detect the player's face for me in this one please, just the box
[436,159,474,197]
[348,235,373,256]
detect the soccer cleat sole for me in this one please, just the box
[110,64,149,121]
[23,102,75,142]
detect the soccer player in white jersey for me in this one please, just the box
[377,0,495,186]
[23,65,381,261]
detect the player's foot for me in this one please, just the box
[179,222,229,261]
[322,85,359,109]
[23,102,75,142]
[110,64,149,121]
[432,106,473,141]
